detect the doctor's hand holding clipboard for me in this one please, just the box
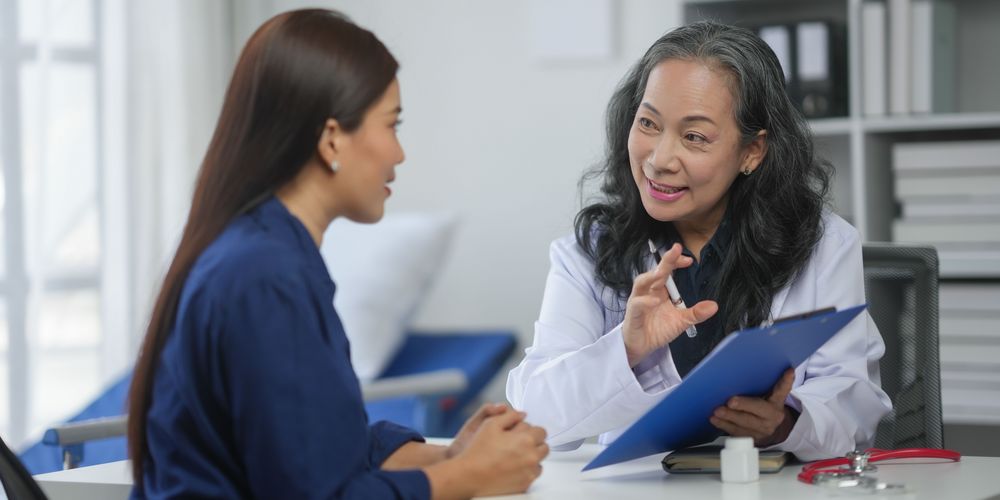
[622,241,798,447]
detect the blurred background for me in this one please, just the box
[1,0,997,458]
[0,0,681,451]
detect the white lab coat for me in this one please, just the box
[507,212,892,461]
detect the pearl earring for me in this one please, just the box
[329,160,340,173]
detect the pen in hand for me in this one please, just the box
[647,239,698,339]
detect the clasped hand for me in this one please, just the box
[622,243,718,367]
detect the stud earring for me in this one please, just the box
[743,167,753,176]
[329,160,340,173]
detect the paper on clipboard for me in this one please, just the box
[582,304,867,471]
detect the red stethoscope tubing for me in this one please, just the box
[798,448,962,484]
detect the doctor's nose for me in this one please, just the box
[646,138,680,174]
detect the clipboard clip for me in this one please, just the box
[769,307,836,326]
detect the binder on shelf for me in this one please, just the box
[861,0,888,116]
[888,0,911,114]
[582,305,867,471]
[757,21,847,119]
[910,0,956,114]
[759,25,792,84]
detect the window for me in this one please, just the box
[0,0,125,448]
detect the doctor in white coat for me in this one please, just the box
[507,22,892,461]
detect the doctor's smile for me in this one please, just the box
[646,178,688,201]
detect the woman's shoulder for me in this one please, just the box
[549,232,597,270]
[187,217,309,299]
[797,210,863,276]
[818,210,861,251]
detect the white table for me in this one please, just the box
[34,460,132,500]
[34,442,1000,500]
[487,445,1000,500]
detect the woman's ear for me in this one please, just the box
[741,130,768,174]
[318,118,343,172]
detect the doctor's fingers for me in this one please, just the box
[711,408,773,439]
[766,369,796,405]
[683,300,719,325]
[656,243,695,273]
[726,396,784,423]
[632,255,693,297]
[709,417,765,441]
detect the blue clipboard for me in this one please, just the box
[582,304,867,471]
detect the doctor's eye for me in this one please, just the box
[638,117,659,131]
[684,132,707,144]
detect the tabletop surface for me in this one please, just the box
[486,443,1000,500]
[33,440,1000,500]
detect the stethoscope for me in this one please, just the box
[798,448,961,491]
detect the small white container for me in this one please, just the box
[720,437,760,483]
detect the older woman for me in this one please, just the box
[508,21,891,461]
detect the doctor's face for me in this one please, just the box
[335,78,405,223]
[628,59,761,230]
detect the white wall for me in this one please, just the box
[244,0,683,352]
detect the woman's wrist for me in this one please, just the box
[424,455,481,500]
[382,442,449,470]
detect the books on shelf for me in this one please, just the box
[939,282,1000,425]
[902,201,1000,219]
[939,283,1000,312]
[936,250,1000,278]
[893,221,1000,243]
[893,140,1000,171]
[896,175,1000,198]
[892,140,1000,277]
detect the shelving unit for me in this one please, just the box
[682,0,1000,445]
[683,0,1000,243]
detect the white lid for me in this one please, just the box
[724,437,755,450]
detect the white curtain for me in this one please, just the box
[121,0,237,352]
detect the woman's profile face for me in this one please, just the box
[336,78,405,223]
[627,58,754,228]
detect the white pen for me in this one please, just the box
[647,239,698,338]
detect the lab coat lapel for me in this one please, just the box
[769,284,792,323]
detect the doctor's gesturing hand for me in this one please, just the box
[622,243,719,367]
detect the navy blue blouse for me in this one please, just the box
[132,197,429,499]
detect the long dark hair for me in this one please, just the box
[575,21,831,339]
[127,9,398,483]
